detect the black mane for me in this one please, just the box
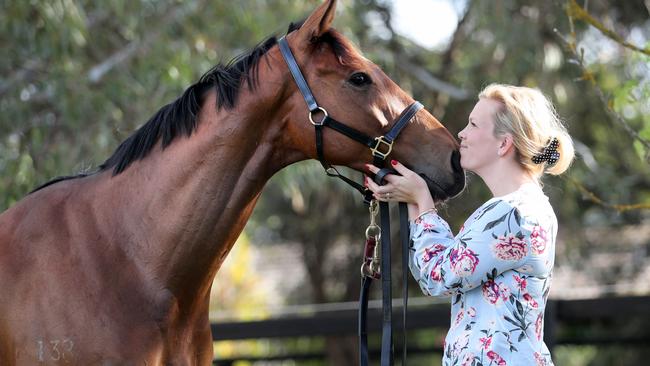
[97,35,279,176]
[31,21,351,194]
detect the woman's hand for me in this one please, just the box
[365,160,436,219]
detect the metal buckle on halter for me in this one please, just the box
[309,107,328,126]
[370,136,393,160]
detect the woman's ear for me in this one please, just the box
[498,134,515,157]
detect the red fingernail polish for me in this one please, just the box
[391,160,397,166]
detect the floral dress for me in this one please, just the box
[409,183,555,366]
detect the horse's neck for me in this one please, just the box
[99,89,298,304]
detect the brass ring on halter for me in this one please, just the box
[309,107,328,126]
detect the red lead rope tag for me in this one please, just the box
[361,236,381,279]
[363,237,376,262]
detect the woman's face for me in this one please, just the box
[457,98,504,174]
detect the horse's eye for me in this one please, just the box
[348,72,372,87]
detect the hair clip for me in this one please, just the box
[532,137,560,166]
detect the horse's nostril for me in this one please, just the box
[451,150,462,172]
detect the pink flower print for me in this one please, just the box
[535,312,544,340]
[450,246,479,277]
[449,332,470,359]
[499,283,511,302]
[460,352,474,366]
[453,309,465,327]
[491,234,528,261]
[466,307,477,318]
[479,335,492,350]
[422,244,446,263]
[482,279,504,305]
[487,350,507,366]
[513,274,527,291]
[534,352,548,366]
[430,257,444,282]
[422,221,437,232]
[530,225,548,255]
[523,293,539,308]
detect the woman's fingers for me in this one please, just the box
[364,160,425,204]
[365,163,400,184]
[390,159,414,176]
[365,175,397,197]
[364,175,379,192]
[365,175,388,192]
[364,174,406,202]
[365,164,380,175]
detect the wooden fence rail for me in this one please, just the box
[211,295,650,365]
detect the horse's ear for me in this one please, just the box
[297,0,337,42]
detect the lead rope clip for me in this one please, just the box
[361,200,381,279]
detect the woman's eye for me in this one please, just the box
[349,72,372,87]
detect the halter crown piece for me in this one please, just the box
[531,137,560,166]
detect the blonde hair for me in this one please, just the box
[479,83,575,178]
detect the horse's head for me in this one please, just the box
[276,0,465,199]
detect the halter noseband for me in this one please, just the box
[278,36,422,198]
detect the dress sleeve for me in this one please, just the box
[409,200,532,298]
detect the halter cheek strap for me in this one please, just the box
[278,37,318,112]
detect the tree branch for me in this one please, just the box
[88,1,202,83]
[567,0,650,56]
[565,176,650,212]
[437,0,475,80]
[394,54,471,100]
[367,0,471,100]
[554,21,650,160]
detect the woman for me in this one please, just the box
[366,84,574,366]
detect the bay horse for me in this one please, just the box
[0,0,464,364]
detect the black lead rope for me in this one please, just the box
[358,168,409,366]
[399,202,409,366]
[379,198,393,366]
[359,275,372,366]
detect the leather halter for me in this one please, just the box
[278,36,422,201]
[278,35,417,366]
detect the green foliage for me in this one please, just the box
[0,0,322,210]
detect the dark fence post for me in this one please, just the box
[544,299,558,352]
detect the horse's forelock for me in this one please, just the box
[305,29,364,69]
